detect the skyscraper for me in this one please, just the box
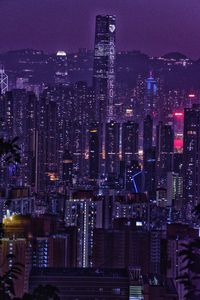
[145,71,157,117]
[54,51,69,86]
[143,115,153,154]
[122,121,139,165]
[0,66,8,94]
[93,15,116,122]
[183,104,200,206]
[156,122,174,188]
[89,122,100,180]
[62,149,73,187]
[37,96,58,192]
[105,121,120,176]
[0,89,37,188]
[24,92,38,188]
[65,191,102,268]
[143,115,156,197]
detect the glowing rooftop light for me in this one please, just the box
[56,51,67,56]
[136,221,142,227]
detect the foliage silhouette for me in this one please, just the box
[0,137,22,299]
[0,260,24,299]
[12,285,60,300]
[32,285,60,300]
[0,137,21,242]
[177,206,200,300]
[0,137,21,164]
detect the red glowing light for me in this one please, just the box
[174,138,183,150]
[188,94,195,98]
[174,112,183,117]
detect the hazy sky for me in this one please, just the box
[0,0,200,58]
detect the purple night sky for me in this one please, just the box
[0,0,200,58]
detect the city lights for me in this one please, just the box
[0,3,199,299]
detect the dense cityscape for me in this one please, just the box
[0,7,200,300]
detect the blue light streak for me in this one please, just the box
[131,171,142,193]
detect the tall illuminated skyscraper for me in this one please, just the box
[0,66,8,94]
[145,71,157,117]
[122,121,139,165]
[89,122,100,180]
[55,51,69,86]
[65,191,102,268]
[105,121,120,176]
[93,15,116,122]
[37,96,58,192]
[183,104,200,206]
[143,115,156,197]
[156,122,174,188]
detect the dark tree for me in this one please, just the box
[0,136,21,242]
[0,261,23,300]
[0,137,21,164]
[32,285,60,300]
[193,204,200,221]
[0,137,21,298]
[177,205,200,300]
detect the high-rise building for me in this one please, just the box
[39,86,73,188]
[54,51,69,86]
[0,238,31,297]
[172,153,184,209]
[144,73,164,122]
[67,49,94,85]
[29,268,130,300]
[183,104,200,206]
[156,122,174,188]
[65,190,102,268]
[0,66,8,94]
[73,81,95,125]
[0,89,37,187]
[62,150,73,188]
[143,115,153,154]
[173,111,184,153]
[89,122,100,180]
[24,92,38,188]
[0,92,14,187]
[167,171,183,207]
[93,219,150,273]
[32,235,72,268]
[105,121,120,176]
[143,115,156,198]
[93,15,116,121]
[37,96,58,192]
[71,82,96,183]
[150,230,162,274]
[0,187,33,218]
[134,75,145,121]
[3,91,14,138]
[122,121,139,165]
[113,193,148,222]
[1,214,76,297]
[144,72,157,117]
